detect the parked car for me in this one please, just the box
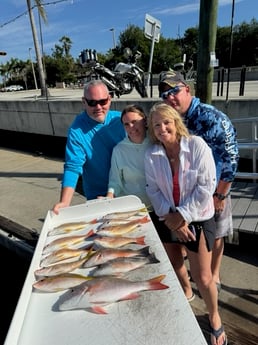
[2,85,24,92]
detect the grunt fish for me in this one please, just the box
[96,216,150,237]
[42,229,94,255]
[99,215,150,229]
[57,274,169,314]
[100,207,148,220]
[40,246,93,267]
[33,273,93,292]
[93,235,145,249]
[82,246,151,268]
[89,253,160,277]
[48,219,97,236]
[34,256,89,278]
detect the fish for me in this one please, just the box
[99,215,150,229]
[40,246,93,267]
[34,256,89,278]
[57,274,169,314]
[100,207,148,220]
[93,235,145,249]
[96,216,150,237]
[48,219,97,236]
[42,229,94,255]
[82,246,151,268]
[89,253,160,277]
[33,273,93,292]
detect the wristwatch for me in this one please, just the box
[213,192,229,200]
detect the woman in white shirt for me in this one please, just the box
[144,102,227,345]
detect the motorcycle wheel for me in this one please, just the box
[135,80,148,98]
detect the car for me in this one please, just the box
[4,85,24,92]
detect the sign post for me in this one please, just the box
[144,14,161,95]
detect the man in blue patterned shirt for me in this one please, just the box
[158,71,239,302]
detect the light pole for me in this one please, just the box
[29,47,38,90]
[110,28,116,49]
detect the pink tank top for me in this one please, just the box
[173,170,180,206]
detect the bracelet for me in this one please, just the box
[213,192,229,200]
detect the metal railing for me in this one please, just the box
[232,117,258,180]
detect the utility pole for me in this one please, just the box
[196,0,218,103]
[109,28,116,49]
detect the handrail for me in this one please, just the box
[232,117,258,180]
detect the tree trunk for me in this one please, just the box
[26,0,48,97]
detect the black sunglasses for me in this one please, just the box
[161,85,185,99]
[85,98,109,107]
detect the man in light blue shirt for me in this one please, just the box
[53,80,125,214]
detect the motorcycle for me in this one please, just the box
[79,48,148,98]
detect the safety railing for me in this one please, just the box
[232,117,258,180]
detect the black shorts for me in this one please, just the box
[150,212,216,253]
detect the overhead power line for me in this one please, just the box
[0,0,73,29]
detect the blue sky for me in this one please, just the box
[0,0,256,64]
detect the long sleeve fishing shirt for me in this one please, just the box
[184,97,239,183]
[62,110,125,200]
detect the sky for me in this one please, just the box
[0,0,257,64]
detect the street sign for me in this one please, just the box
[144,14,161,43]
[144,14,162,93]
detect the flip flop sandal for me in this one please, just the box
[187,293,195,302]
[210,324,227,345]
[216,282,222,293]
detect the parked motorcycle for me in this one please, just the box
[79,48,148,98]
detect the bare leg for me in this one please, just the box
[164,242,193,299]
[211,237,224,284]
[187,232,226,345]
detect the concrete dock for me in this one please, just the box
[0,147,257,345]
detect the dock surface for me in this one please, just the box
[0,147,257,345]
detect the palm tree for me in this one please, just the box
[26,0,48,97]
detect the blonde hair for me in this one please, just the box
[148,102,189,144]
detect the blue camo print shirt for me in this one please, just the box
[184,97,239,183]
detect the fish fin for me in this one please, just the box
[89,218,97,224]
[147,275,169,290]
[120,292,140,301]
[91,305,108,314]
[135,236,146,245]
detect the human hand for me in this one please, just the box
[52,201,69,215]
[213,197,225,214]
[174,223,196,242]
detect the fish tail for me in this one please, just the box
[139,216,151,224]
[147,275,169,290]
[85,229,95,239]
[138,246,150,256]
[147,252,160,264]
[135,236,146,245]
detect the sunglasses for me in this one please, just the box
[161,85,185,99]
[85,98,109,107]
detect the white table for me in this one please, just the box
[4,196,207,345]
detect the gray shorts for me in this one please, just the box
[215,195,233,239]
